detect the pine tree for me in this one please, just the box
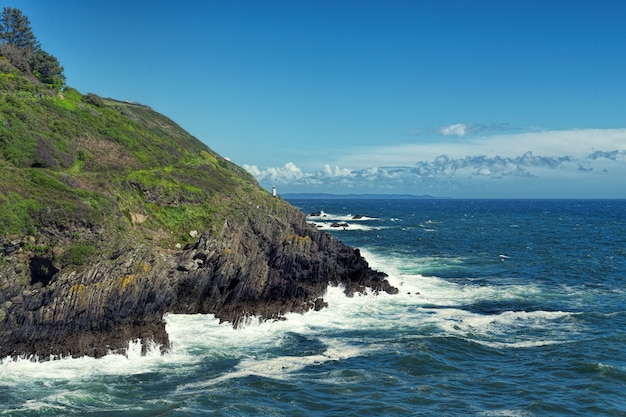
[0,7,39,51]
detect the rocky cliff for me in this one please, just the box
[0,74,397,359]
[0,199,395,359]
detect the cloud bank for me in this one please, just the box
[244,128,626,198]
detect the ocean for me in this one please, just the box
[1,199,625,416]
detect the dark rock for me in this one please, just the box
[0,204,396,360]
[1,240,22,255]
[29,257,58,287]
[109,249,125,260]
[313,298,328,311]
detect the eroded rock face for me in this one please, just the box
[0,206,396,359]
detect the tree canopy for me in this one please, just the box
[0,7,65,88]
[0,7,39,50]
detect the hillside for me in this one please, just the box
[0,73,396,359]
[0,74,255,244]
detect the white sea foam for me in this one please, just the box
[169,305,378,393]
[0,338,175,386]
[478,409,535,417]
[359,247,545,307]
[306,209,383,232]
[307,211,377,222]
[12,399,67,414]
[356,247,580,347]
[430,307,575,344]
[178,339,367,391]
[308,221,381,232]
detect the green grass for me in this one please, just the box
[0,191,39,236]
[0,71,268,259]
[62,241,96,266]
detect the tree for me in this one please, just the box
[0,43,29,72]
[32,49,65,88]
[0,7,38,73]
[0,7,64,87]
[0,7,39,50]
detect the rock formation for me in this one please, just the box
[0,200,396,359]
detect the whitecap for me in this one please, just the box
[0,338,170,385]
[307,211,378,222]
[354,247,582,348]
[308,221,382,232]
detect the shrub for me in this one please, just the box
[83,92,104,108]
[63,241,95,266]
[0,56,16,74]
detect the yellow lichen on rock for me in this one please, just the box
[285,234,311,245]
[119,274,139,295]
[68,283,86,296]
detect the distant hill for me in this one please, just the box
[282,193,447,200]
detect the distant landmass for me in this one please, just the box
[282,193,448,200]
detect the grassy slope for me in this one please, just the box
[0,73,277,268]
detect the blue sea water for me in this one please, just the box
[1,199,625,416]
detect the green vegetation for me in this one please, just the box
[0,190,39,235]
[0,9,285,276]
[62,241,95,266]
[0,71,269,242]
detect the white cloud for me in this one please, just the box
[323,164,354,177]
[439,123,471,136]
[244,162,310,184]
[243,164,262,177]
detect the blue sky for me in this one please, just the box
[10,0,626,198]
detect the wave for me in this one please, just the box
[594,362,626,381]
[306,210,383,231]
[308,222,382,232]
[357,247,581,347]
[0,339,168,382]
[306,210,378,222]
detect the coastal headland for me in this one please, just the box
[0,8,396,359]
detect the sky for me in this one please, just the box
[7,0,626,198]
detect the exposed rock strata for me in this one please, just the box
[0,205,396,359]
